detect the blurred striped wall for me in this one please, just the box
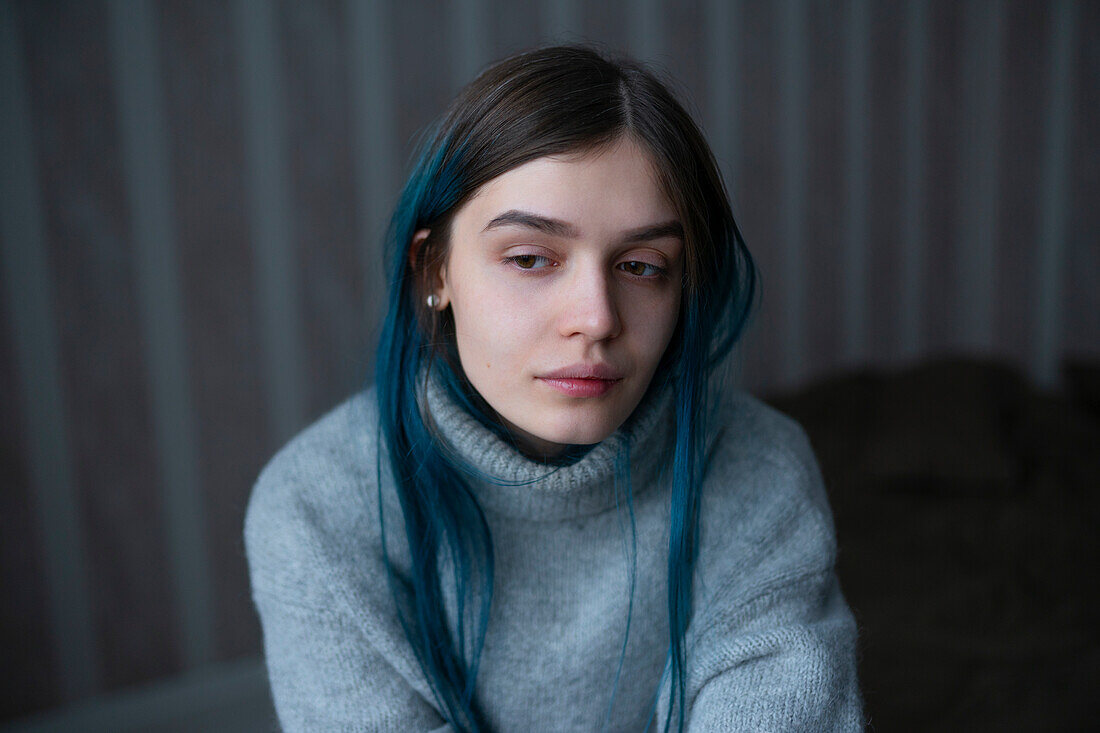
[1,0,1095,726]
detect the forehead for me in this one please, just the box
[455,137,676,235]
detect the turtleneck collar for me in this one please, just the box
[422,372,675,522]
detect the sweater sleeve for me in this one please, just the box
[252,589,450,732]
[244,425,451,732]
[674,405,864,731]
[682,568,863,731]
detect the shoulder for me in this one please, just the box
[705,387,831,516]
[243,388,386,607]
[694,387,838,606]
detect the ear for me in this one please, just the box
[409,228,450,309]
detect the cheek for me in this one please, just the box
[627,292,682,355]
[450,280,544,369]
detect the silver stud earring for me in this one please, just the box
[426,294,440,308]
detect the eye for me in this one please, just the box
[508,254,554,270]
[619,260,664,277]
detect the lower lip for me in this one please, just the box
[538,377,621,398]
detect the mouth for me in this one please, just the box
[537,363,624,398]
[538,377,621,398]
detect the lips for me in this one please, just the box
[537,363,624,398]
[540,363,624,380]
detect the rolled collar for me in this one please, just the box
[421,371,675,521]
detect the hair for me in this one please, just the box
[371,44,757,732]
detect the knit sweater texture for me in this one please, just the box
[245,377,864,731]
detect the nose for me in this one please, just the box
[557,265,622,341]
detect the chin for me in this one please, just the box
[536,414,624,447]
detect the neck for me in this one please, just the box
[497,417,593,464]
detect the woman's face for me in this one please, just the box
[418,136,683,458]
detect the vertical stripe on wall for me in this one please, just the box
[0,0,98,701]
[705,0,742,386]
[347,0,397,356]
[541,0,579,41]
[778,0,809,386]
[630,0,662,62]
[705,0,738,190]
[899,0,929,360]
[231,0,307,445]
[841,0,870,365]
[452,0,491,92]
[105,0,214,669]
[956,0,1004,351]
[1034,0,1076,388]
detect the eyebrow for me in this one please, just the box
[481,209,684,244]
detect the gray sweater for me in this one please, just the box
[245,377,864,731]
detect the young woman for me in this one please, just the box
[245,45,863,732]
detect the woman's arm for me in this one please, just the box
[680,569,863,731]
[668,400,864,731]
[243,410,450,733]
[253,588,450,732]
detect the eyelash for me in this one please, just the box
[618,261,666,278]
[505,255,667,279]
[507,254,554,270]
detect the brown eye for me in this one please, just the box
[620,261,660,277]
[508,254,552,270]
